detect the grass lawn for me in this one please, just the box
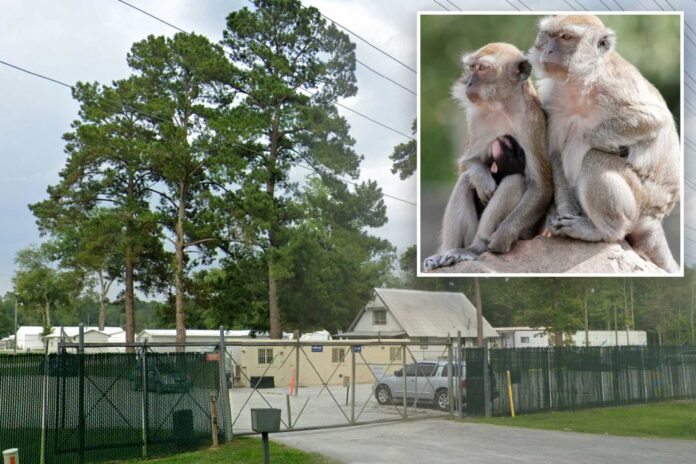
[469,401,696,440]
[112,437,337,464]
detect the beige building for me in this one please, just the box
[340,288,498,348]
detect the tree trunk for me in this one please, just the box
[97,270,111,331]
[267,101,282,339]
[474,278,483,347]
[175,180,188,351]
[44,300,51,328]
[124,243,136,353]
[269,264,281,339]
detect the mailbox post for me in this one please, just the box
[3,449,18,464]
[251,408,281,464]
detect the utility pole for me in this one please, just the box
[691,286,695,345]
[613,306,619,346]
[584,288,589,348]
[474,278,483,347]
[13,293,18,354]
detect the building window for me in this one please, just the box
[390,347,401,362]
[258,348,273,365]
[332,348,345,363]
[373,309,387,325]
[420,345,429,351]
[520,336,530,344]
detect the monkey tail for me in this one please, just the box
[627,218,679,273]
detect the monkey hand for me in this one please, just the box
[471,171,497,205]
[423,249,478,270]
[548,213,584,237]
[488,226,517,254]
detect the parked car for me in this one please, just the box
[374,360,466,411]
[131,361,192,393]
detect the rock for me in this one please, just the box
[425,236,665,274]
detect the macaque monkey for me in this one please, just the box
[529,15,680,272]
[424,43,552,271]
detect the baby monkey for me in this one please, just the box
[474,135,527,216]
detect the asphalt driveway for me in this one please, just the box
[273,418,696,464]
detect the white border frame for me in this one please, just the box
[416,10,685,278]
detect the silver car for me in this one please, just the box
[374,360,464,412]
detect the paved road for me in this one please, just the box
[273,418,696,464]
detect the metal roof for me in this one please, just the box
[352,288,498,339]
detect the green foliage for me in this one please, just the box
[12,243,84,327]
[420,14,681,186]
[390,120,417,180]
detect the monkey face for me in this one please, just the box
[452,43,532,107]
[529,15,615,79]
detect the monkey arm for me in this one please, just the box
[487,136,553,253]
[549,150,581,216]
[589,104,669,153]
[459,157,497,205]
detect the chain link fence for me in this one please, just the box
[0,350,222,464]
[465,345,696,416]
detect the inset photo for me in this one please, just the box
[417,12,683,276]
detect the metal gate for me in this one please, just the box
[223,339,459,435]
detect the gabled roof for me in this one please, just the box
[348,288,498,339]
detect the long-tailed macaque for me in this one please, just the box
[529,15,680,272]
[424,43,552,271]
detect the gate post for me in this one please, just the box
[350,345,356,424]
[141,343,149,458]
[457,331,464,418]
[402,343,407,419]
[78,323,85,464]
[447,334,453,416]
[219,326,233,441]
[483,339,491,418]
[294,331,300,396]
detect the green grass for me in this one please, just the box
[469,401,696,440]
[112,437,337,464]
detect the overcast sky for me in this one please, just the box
[0,0,695,295]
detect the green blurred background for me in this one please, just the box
[419,14,681,263]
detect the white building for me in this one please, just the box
[13,326,125,352]
[570,330,647,347]
[493,327,648,348]
[341,288,498,356]
[494,327,550,348]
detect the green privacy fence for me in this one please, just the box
[0,351,222,464]
[465,346,696,416]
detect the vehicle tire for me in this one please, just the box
[375,385,393,405]
[435,389,449,412]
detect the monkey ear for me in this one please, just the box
[597,29,616,54]
[516,59,532,81]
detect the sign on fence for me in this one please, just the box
[311,345,323,353]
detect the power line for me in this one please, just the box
[296,164,416,206]
[356,59,415,95]
[504,0,521,11]
[445,0,462,10]
[517,0,532,11]
[317,12,416,74]
[432,0,450,11]
[117,0,187,33]
[574,0,590,11]
[613,0,625,10]
[599,0,612,9]
[300,88,414,140]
